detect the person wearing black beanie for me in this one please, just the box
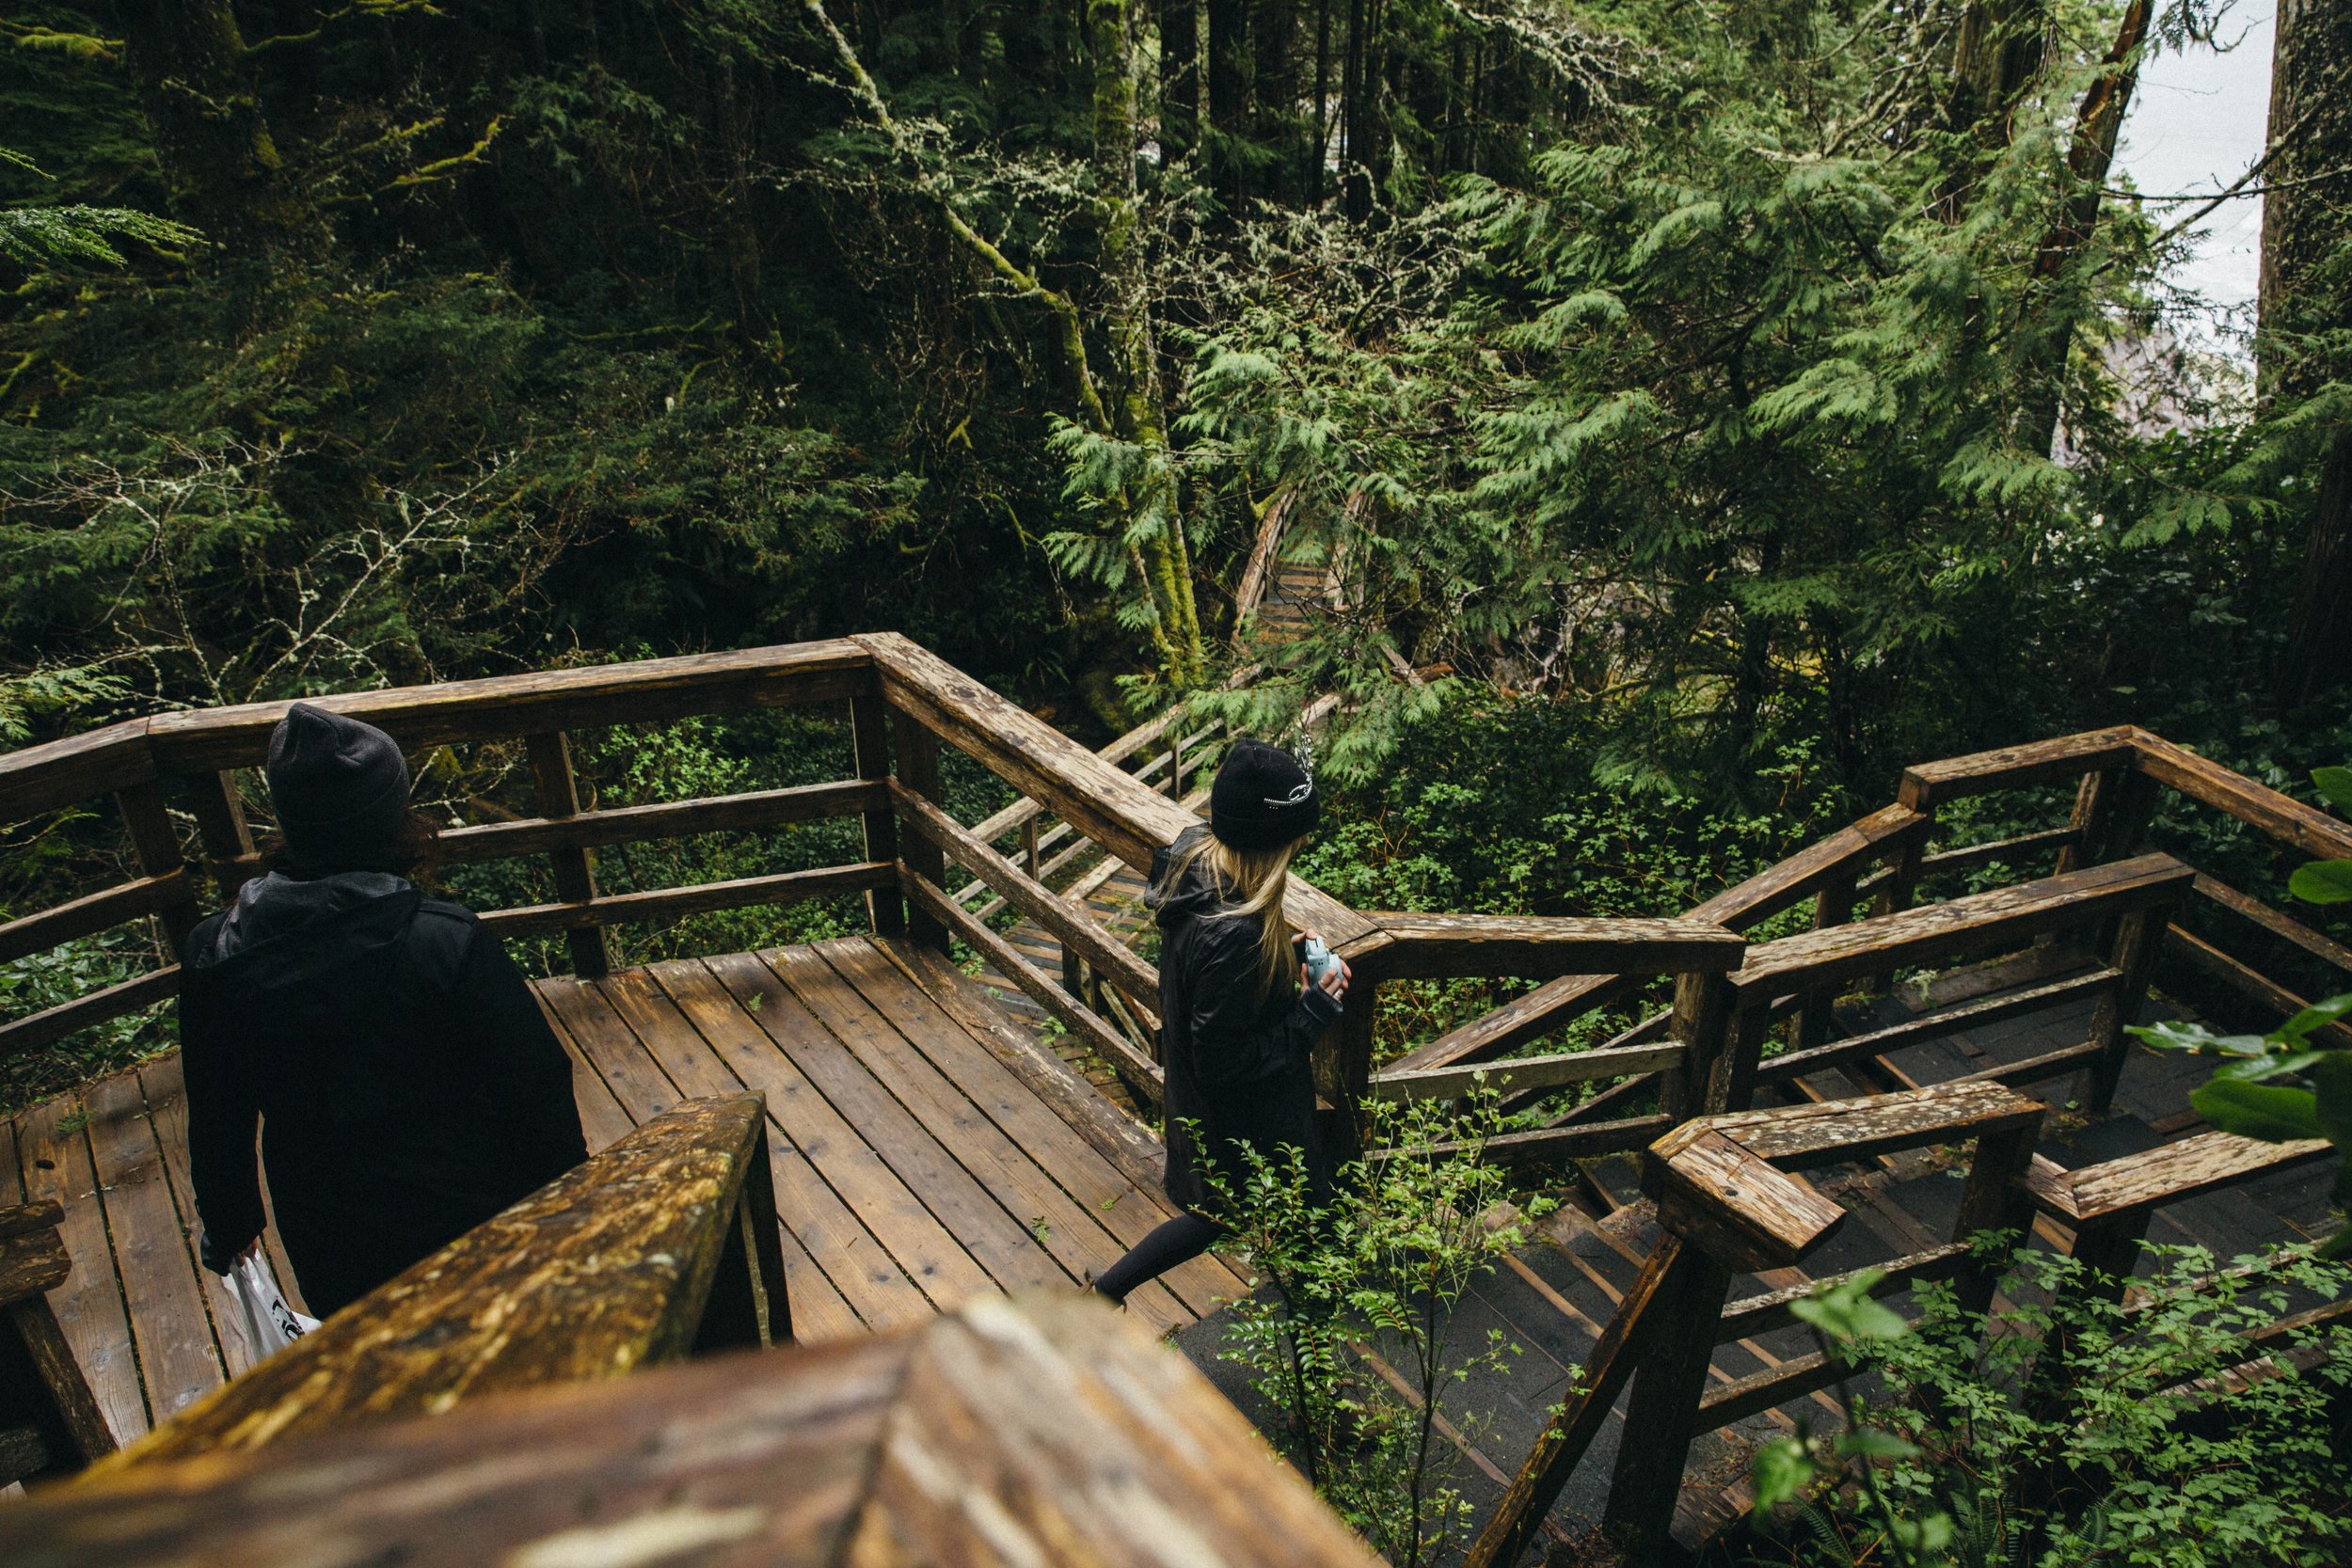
[1090,738,1348,1306]
[178,704,588,1320]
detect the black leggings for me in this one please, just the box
[1092,1212,1222,1305]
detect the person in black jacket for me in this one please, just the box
[181,704,589,1319]
[1090,739,1349,1305]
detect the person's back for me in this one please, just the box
[181,705,587,1318]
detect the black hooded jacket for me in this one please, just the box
[179,871,588,1317]
[1147,830,1343,1214]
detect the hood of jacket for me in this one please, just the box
[1146,826,1233,929]
[188,870,424,1003]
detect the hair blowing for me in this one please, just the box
[1156,829,1309,1003]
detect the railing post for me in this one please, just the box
[891,707,949,951]
[184,771,262,904]
[1023,815,1041,883]
[112,781,200,955]
[1599,1241,1735,1560]
[1948,1120,2039,1319]
[1661,969,1739,1121]
[850,693,904,939]
[2078,901,2169,1115]
[1792,870,1855,1053]
[525,732,611,979]
[1325,976,1380,1164]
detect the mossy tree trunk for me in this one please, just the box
[114,0,320,261]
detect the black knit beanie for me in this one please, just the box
[267,704,411,869]
[1209,738,1319,851]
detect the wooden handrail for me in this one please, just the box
[1343,913,1743,982]
[7,1294,1387,1568]
[85,1093,788,1474]
[1469,1083,2045,1568]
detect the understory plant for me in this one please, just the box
[1200,1095,1550,1568]
[1747,1244,2352,1568]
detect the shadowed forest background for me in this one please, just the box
[1,0,2348,1080]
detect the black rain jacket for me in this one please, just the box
[1147,829,1343,1214]
[180,871,588,1318]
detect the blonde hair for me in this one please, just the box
[1158,829,1310,1004]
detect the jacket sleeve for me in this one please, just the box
[456,924,590,1183]
[179,935,265,1270]
[1185,920,1343,1091]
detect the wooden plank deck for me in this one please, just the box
[3,934,1246,1448]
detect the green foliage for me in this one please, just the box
[2133,994,2352,1256]
[1747,1244,2352,1568]
[0,143,193,270]
[1200,1095,1550,1568]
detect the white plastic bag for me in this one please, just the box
[230,1253,319,1359]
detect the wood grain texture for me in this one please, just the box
[143,641,876,772]
[2128,728,2352,863]
[890,779,1162,1017]
[1756,968,2120,1088]
[90,1094,776,1472]
[5,1294,1383,1568]
[1463,1237,1690,1568]
[438,780,886,865]
[901,871,1167,1100]
[1366,1039,1687,1102]
[2193,871,2352,976]
[1354,913,1744,982]
[0,718,156,828]
[1898,727,2139,809]
[1659,1081,2045,1173]
[0,873,188,967]
[1732,852,2194,997]
[479,861,894,936]
[1715,1246,1970,1342]
[854,632,1374,945]
[2037,1131,2334,1225]
[0,965,178,1062]
[1649,1130,1846,1272]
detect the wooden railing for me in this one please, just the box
[0,641,890,1057]
[2,1293,1387,1568]
[1467,1082,2048,1567]
[7,644,2344,1161]
[83,1093,787,1473]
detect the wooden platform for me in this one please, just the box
[0,935,1245,1449]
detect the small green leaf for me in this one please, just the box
[2288,860,2352,905]
[2274,992,2352,1045]
[2312,767,2352,814]
[1750,1435,1814,1509]
[2129,1019,2268,1055]
[1836,1428,1919,1462]
[2212,1050,2326,1083]
[2190,1077,2325,1142]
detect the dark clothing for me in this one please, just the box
[1147,829,1343,1216]
[1091,1212,1222,1305]
[180,871,588,1318]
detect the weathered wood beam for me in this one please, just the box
[478,862,895,937]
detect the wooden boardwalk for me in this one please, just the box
[2,935,1246,1449]
[1184,946,2343,1554]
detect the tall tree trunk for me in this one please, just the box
[1309,0,1331,201]
[115,0,320,260]
[801,0,1204,679]
[1207,0,1249,209]
[1937,0,2047,214]
[1161,0,1200,166]
[1093,0,1207,679]
[1253,0,1299,204]
[2268,0,2352,701]
[2013,0,2150,454]
[1340,0,1379,218]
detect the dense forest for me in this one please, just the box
[1,0,2347,939]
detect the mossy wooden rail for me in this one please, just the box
[0,1292,1388,1568]
[82,1091,787,1473]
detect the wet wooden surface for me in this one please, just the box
[1,936,1244,1451]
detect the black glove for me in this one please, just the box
[199,1230,247,1275]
